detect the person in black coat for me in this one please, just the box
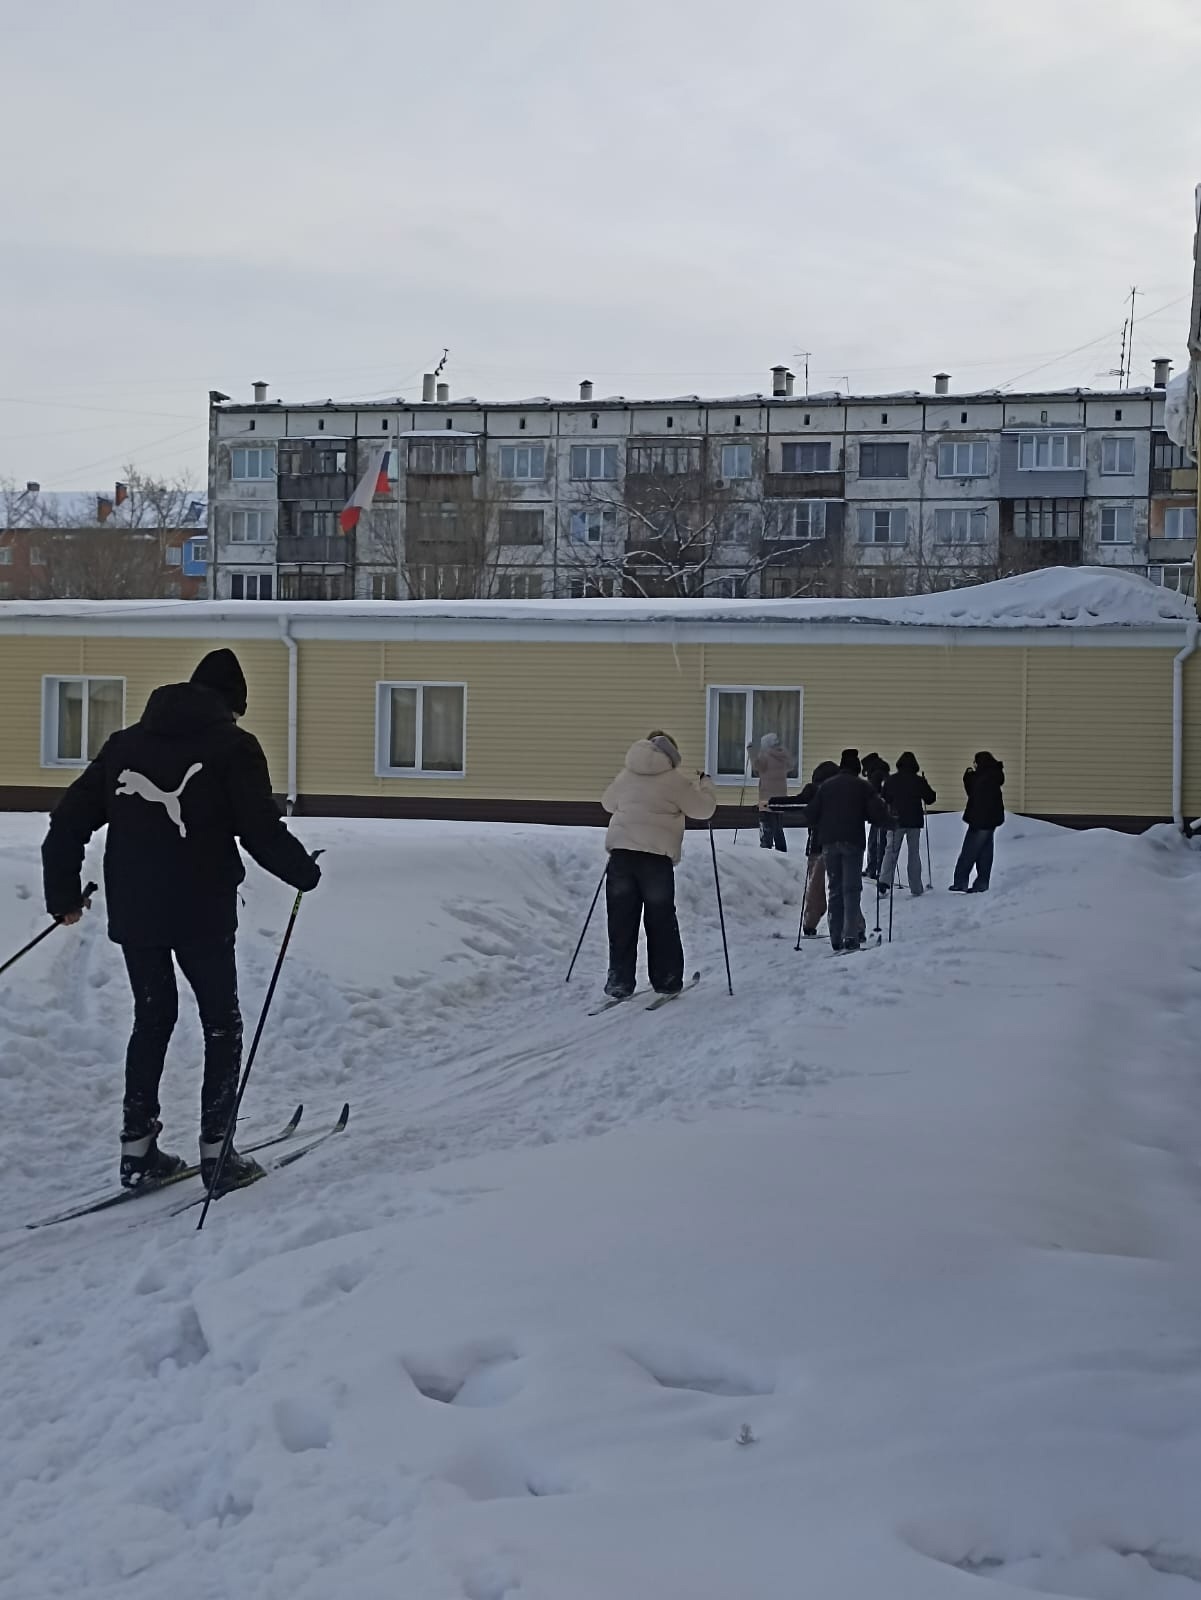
[806,749,893,951]
[879,752,936,896]
[42,648,321,1191]
[786,759,839,936]
[861,752,890,880]
[950,751,1005,893]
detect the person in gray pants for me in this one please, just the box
[879,752,936,896]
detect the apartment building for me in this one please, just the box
[207,364,1198,603]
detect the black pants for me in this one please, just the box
[605,849,684,994]
[758,813,788,852]
[121,938,243,1141]
[953,827,995,890]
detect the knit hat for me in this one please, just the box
[191,648,248,716]
[648,732,682,768]
[839,748,861,773]
[760,732,780,750]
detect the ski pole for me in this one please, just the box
[732,759,751,848]
[565,860,608,984]
[0,882,97,980]
[197,861,320,1232]
[923,807,934,890]
[888,855,897,943]
[708,822,734,995]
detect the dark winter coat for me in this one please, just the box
[790,760,841,854]
[807,770,892,850]
[883,766,936,831]
[42,683,320,947]
[963,756,1006,830]
[862,754,889,794]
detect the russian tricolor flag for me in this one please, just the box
[339,447,391,534]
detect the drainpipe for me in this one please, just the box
[279,615,299,816]
[1172,618,1199,830]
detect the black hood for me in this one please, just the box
[896,751,920,774]
[140,682,236,738]
[812,760,840,785]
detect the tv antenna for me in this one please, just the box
[793,351,811,398]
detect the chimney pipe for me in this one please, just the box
[933,372,950,395]
[436,381,450,404]
[1153,357,1172,389]
[252,380,268,403]
[784,370,795,397]
[579,379,593,402]
[771,365,788,397]
[421,373,436,403]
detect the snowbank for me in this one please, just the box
[4,816,1201,1598]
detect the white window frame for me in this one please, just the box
[570,507,616,545]
[1148,563,1194,592]
[230,446,275,481]
[781,441,832,474]
[165,546,183,567]
[720,442,752,480]
[497,443,546,480]
[28,547,43,566]
[1016,433,1082,471]
[857,506,907,545]
[934,506,988,545]
[936,440,988,478]
[229,570,274,600]
[1164,506,1197,541]
[375,681,467,779]
[186,538,208,564]
[230,509,267,544]
[768,501,827,541]
[41,675,126,769]
[569,444,618,481]
[496,571,543,599]
[1099,505,1135,545]
[0,547,11,565]
[1100,436,1136,476]
[705,685,803,787]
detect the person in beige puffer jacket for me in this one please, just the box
[748,733,793,852]
[600,731,716,999]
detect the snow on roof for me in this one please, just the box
[3,489,207,530]
[0,569,1192,633]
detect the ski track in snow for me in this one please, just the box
[3,815,1201,1597]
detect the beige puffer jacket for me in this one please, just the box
[602,740,718,863]
[752,743,793,804]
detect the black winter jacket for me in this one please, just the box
[882,769,936,830]
[963,759,1005,830]
[42,683,320,946]
[807,771,892,850]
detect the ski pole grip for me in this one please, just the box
[82,882,98,900]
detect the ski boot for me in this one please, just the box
[120,1120,187,1189]
[199,1135,265,1197]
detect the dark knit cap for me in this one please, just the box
[191,648,248,716]
[839,747,861,773]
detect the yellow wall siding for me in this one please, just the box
[1184,654,1201,818]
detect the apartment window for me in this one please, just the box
[1100,436,1136,475]
[496,571,543,598]
[498,508,545,546]
[627,443,699,475]
[706,686,802,783]
[498,444,546,480]
[1099,505,1135,544]
[770,502,827,541]
[1153,433,1187,471]
[722,507,754,542]
[570,508,617,544]
[1148,563,1195,593]
[186,539,207,566]
[42,677,124,767]
[858,441,909,479]
[935,507,988,545]
[165,546,183,567]
[229,572,273,600]
[370,574,397,600]
[721,443,752,479]
[375,683,466,777]
[570,444,617,480]
[936,440,988,478]
[298,509,339,539]
[713,575,747,599]
[29,547,43,566]
[230,447,275,480]
[1016,433,1082,470]
[1164,506,1198,541]
[1013,499,1081,539]
[0,547,11,565]
[781,441,832,473]
[856,507,907,544]
[230,509,266,543]
[408,440,476,473]
[567,575,618,598]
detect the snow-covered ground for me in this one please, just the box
[4,813,1201,1599]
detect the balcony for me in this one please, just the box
[764,471,845,499]
[277,472,352,502]
[999,534,1082,568]
[276,535,355,566]
[1149,536,1197,562]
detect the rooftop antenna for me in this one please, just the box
[433,348,449,378]
[829,375,850,394]
[793,350,812,398]
[1123,286,1142,389]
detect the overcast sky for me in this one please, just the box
[2,0,1198,489]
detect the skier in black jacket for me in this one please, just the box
[879,752,936,896]
[861,752,890,880]
[42,648,321,1191]
[950,751,1005,893]
[806,749,893,951]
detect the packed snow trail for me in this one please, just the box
[3,816,1201,1598]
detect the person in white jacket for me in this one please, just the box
[600,731,717,999]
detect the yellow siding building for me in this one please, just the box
[1,571,1197,829]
